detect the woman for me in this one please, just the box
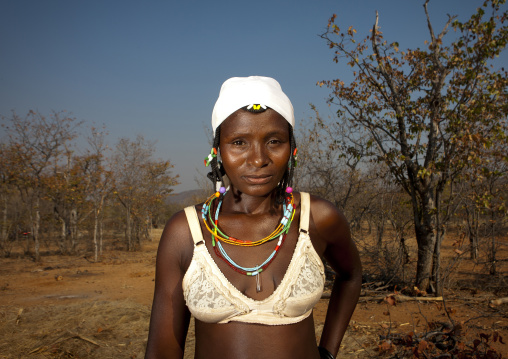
[145,76,362,359]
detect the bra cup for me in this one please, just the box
[279,247,325,317]
[281,289,323,318]
[184,262,245,323]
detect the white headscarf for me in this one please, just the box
[211,76,295,135]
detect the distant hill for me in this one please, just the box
[167,189,207,205]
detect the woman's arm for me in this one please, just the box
[145,210,193,359]
[309,196,362,357]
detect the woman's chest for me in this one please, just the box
[200,221,300,300]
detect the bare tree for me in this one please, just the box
[1,110,81,260]
[112,135,179,250]
[319,1,508,293]
[84,127,112,261]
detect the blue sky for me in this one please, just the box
[0,0,500,192]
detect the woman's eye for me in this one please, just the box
[232,140,245,146]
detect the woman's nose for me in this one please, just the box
[248,144,269,167]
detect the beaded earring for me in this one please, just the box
[204,148,217,167]
[284,148,297,194]
[204,147,226,194]
[217,182,226,195]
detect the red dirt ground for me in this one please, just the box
[0,230,507,358]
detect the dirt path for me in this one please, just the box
[0,234,506,358]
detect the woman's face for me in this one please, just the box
[219,108,290,198]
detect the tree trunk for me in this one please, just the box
[147,214,153,242]
[99,212,103,256]
[472,209,479,259]
[465,206,479,260]
[97,195,105,258]
[26,220,31,255]
[60,217,67,254]
[1,194,7,243]
[400,236,410,264]
[34,198,40,262]
[414,193,436,292]
[433,235,443,295]
[70,208,77,253]
[126,206,132,251]
[93,207,99,262]
[376,220,384,248]
[489,211,496,275]
[432,191,445,296]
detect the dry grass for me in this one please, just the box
[0,301,150,359]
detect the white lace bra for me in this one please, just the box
[182,192,325,325]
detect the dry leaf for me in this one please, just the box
[385,295,397,306]
[418,340,430,352]
[378,340,394,353]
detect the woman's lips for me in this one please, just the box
[243,175,272,185]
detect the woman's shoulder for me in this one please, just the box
[162,207,192,238]
[162,202,205,236]
[299,192,350,245]
[298,191,346,222]
[157,206,199,268]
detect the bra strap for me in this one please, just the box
[299,192,310,233]
[184,206,205,245]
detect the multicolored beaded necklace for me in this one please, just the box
[201,189,296,292]
[201,191,294,247]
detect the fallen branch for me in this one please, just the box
[16,308,23,325]
[374,284,391,291]
[357,294,444,303]
[362,281,385,288]
[392,294,444,302]
[72,335,99,346]
[490,297,508,306]
[28,334,99,355]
